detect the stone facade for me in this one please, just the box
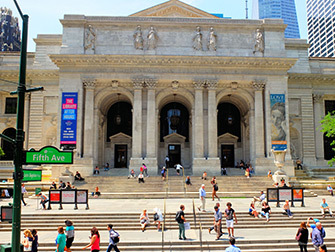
[1,0,335,176]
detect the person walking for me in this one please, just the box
[224,202,237,238]
[213,205,222,240]
[31,229,38,252]
[142,163,148,177]
[176,204,187,240]
[208,203,222,234]
[106,224,120,252]
[23,229,33,252]
[225,237,241,252]
[312,222,325,252]
[83,227,100,252]
[296,221,309,252]
[211,176,220,201]
[21,184,28,206]
[198,184,206,212]
[55,226,66,252]
[65,220,75,252]
[165,155,169,168]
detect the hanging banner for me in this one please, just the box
[270,94,287,151]
[60,92,78,150]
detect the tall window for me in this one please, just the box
[5,98,17,114]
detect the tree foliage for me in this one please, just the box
[320,112,335,166]
[0,147,4,157]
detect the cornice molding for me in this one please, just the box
[50,55,297,72]
[288,73,335,82]
[0,70,59,79]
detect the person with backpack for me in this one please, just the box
[65,220,75,252]
[312,222,326,252]
[176,205,187,240]
[106,224,120,252]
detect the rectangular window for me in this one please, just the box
[5,98,17,114]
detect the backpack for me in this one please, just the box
[175,211,182,223]
[111,230,120,243]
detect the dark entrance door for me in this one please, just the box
[168,144,181,167]
[221,144,234,168]
[114,145,127,168]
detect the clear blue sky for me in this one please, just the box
[2,0,307,52]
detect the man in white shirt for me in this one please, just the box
[253,190,266,202]
[21,184,28,206]
[198,184,206,212]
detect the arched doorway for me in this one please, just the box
[217,103,241,168]
[160,102,189,168]
[1,128,16,160]
[106,102,132,168]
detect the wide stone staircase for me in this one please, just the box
[74,173,276,198]
[1,211,334,251]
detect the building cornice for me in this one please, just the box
[288,73,335,82]
[0,70,59,79]
[49,54,297,72]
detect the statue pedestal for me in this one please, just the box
[59,166,74,184]
[271,149,289,185]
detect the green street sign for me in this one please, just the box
[24,146,73,164]
[22,169,42,182]
[35,188,42,196]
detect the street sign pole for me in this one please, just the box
[12,1,28,250]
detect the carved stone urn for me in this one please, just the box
[271,149,288,185]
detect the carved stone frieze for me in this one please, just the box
[83,79,96,89]
[193,79,206,89]
[171,80,179,90]
[132,78,144,89]
[313,93,324,103]
[145,78,157,89]
[252,81,266,91]
[206,80,218,90]
[111,80,119,89]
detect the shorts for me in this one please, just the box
[226,219,234,228]
[66,237,74,248]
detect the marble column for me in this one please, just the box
[313,93,324,161]
[130,79,143,169]
[253,82,265,158]
[144,79,158,173]
[83,79,96,159]
[193,81,205,158]
[207,80,218,158]
[146,79,157,158]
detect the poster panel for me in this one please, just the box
[60,92,78,150]
[293,189,303,200]
[77,190,87,203]
[279,189,292,201]
[62,190,76,203]
[50,191,61,203]
[268,189,278,201]
[270,94,287,151]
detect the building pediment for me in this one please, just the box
[130,0,219,19]
[163,132,186,143]
[109,132,132,142]
[218,133,239,143]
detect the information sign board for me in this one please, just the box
[22,169,42,182]
[24,146,73,165]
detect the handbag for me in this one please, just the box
[184,222,191,230]
[295,232,302,241]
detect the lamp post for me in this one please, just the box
[0,2,42,250]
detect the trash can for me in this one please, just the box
[0,244,23,252]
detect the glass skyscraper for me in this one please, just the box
[252,0,300,39]
[307,0,335,57]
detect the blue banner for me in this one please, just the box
[60,92,78,147]
[270,94,287,151]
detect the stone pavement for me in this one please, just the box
[0,195,334,245]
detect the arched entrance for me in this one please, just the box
[1,128,15,160]
[106,101,132,168]
[160,102,189,168]
[217,102,242,168]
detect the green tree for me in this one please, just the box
[0,147,4,157]
[320,111,335,166]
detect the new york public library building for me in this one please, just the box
[1,0,335,177]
